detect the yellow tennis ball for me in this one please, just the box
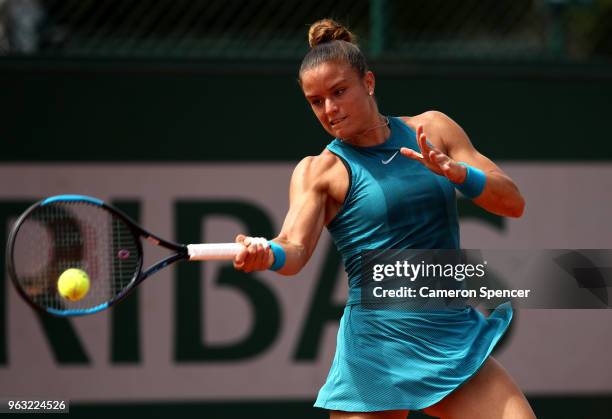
[57,268,90,301]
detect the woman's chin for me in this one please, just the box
[331,126,354,139]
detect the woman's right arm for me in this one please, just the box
[233,154,335,275]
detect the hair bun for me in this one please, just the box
[308,18,355,48]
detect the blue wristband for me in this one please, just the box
[453,162,486,199]
[268,241,286,271]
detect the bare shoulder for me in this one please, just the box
[399,111,470,152]
[399,110,459,131]
[291,150,341,192]
[293,150,339,177]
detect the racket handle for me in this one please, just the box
[187,243,243,261]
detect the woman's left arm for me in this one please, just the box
[400,111,525,218]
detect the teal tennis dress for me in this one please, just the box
[313,116,512,412]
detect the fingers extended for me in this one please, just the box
[400,147,423,160]
[417,126,431,158]
[431,149,447,164]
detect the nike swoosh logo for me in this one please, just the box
[381,150,399,165]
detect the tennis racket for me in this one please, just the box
[6,194,244,317]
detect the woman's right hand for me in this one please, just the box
[233,234,274,273]
[232,154,334,276]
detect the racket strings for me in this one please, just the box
[11,202,141,313]
[25,204,84,310]
[111,216,139,298]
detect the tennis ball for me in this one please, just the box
[57,268,90,301]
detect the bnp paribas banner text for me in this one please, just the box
[1,163,611,401]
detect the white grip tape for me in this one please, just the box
[187,243,244,261]
[244,237,269,249]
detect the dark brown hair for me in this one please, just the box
[299,19,368,81]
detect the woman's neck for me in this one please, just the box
[342,114,391,147]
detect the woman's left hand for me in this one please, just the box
[400,125,467,184]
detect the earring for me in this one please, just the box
[369,91,373,96]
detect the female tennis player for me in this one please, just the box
[233,19,535,419]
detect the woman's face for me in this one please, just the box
[301,61,375,140]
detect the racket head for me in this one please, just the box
[7,195,144,317]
